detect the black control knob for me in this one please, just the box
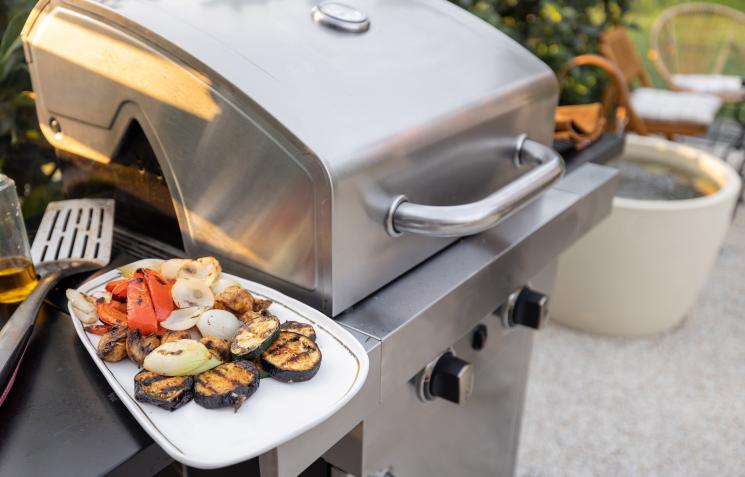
[507,287,549,329]
[429,352,474,405]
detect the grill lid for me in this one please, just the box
[84,0,556,165]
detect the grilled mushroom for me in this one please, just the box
[261,331,321,383]
[126,329,161,367]
[134,370,194,411]
[199,336,230,362]
[194,361,259,411]
[161,330,193,344]
[253,297,273,313]
[214,285,254,315]
[280,321,316,341]
[96,325,128,362]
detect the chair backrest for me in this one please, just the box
[651,3,745,83]
[600,27,653,88]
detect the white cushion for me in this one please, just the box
[630,87,722,126]
[672,74,744,98]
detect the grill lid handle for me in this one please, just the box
[385,136,565,237]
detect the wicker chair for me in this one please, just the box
[600,26,723,138]
[650,2,745,103]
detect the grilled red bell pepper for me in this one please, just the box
[126,272,158,335]
[84,324,111,336]
[96,298,127,326]
[105,279,129,302]
[142,268,174,322]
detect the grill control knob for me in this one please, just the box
[429,352,474,405]
[501,287,549,329]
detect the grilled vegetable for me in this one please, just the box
[199,336,230,362]
[126,328,161,367]
[134,370,194,411]
[143,339,221,376]
[105,279,129,301]
[194,361,259,411]
[161,258,189,280]
[211,277,239,295]
[230,314,280,360]
[117,259,164,278]
[280,321,317,341]
[96,325,128,362]
[66,289,98,324]
[160,306,205,331]
[127,274,158,335]
[237,310,263,324]
[85,324,111,336]
[261,331,321,383]
[214,285,254,315]
[161,330,193,343]
[171,277,214,308]
[251,358,271,379]
[96,298,127,326]
[143,269,174,321]
[178,257,221,286]
[253,297,273,313]
[196,309,241,340]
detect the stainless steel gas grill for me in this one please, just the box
[18,0,619,475]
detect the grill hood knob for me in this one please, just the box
[429,352,474,405]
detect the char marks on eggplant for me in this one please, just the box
[134,370,194,411]
[279,321,317,341]
[230,314,280,360]
[261,331,321,383]
[194,361,259,411]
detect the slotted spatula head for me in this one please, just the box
[30,199,115,275]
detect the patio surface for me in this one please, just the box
[516,128,745,476]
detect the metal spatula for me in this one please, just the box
[0,199,114,405]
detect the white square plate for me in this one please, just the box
[69,268,369,469]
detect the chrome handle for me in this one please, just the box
[386,136,565,237]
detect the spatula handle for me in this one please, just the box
[0,271,61,403]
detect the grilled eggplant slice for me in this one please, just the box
[251,358,271,379]
[96,325,128,362]
[261,331,321,383]
[200,336,230,362]
[161,330,193,344]
[127,329,161,367]
[280,321,317,341]
[194,361,259,411]
[230,314,280,360]
[134,370,193,411]
[214,285,254,315]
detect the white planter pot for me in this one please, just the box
[552,135,741,337]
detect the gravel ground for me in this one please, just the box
[516,139,745,476]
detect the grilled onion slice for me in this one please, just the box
[171,277,214,309]
[194,361,259,411]
[261,331,321,383]
[134,370,194,411]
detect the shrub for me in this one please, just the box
[449,0,632,104]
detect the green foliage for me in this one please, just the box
[0,0,61,219]
[449,0,633,104]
